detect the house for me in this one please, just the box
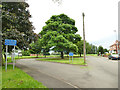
[110,40,120,55]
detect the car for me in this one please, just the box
[108,54,120,60]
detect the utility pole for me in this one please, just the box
[82,12,86,64]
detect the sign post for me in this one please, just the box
[5,45,8,71]
[13,45,15,70]
[69,52,74,63]
[5,39,17,71]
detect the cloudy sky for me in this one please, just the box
[26,0,119,49]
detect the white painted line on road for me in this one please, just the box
[37,69,79,88]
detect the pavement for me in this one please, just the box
[16,56,118,88]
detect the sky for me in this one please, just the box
[26,0,119,49]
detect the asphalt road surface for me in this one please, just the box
[16,56,118,88]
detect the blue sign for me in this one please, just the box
[5,39,17,46]
[69,52,74,56]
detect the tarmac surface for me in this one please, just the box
[16,56,118,88]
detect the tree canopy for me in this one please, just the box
[29,39,42,57]
[2,2,36,65]
[76,40,97,57]
[2,2,36,52]
[97,46,104,54]
[39,14,81,58]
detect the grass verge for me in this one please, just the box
[2,65,46,88]
[36,57,86,65]
[86,54,97,56]
[2,55,60,63]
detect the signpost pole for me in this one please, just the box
[69,52,74,63]
[69,56,70,62]
[72,56,73,63]
[11,52,13,62]
[13,45,15,70]
[5,45,8,71]
[5,39,17,71]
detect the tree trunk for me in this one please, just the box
[36,53,38,58]
[2,54,6,66]
[45,51,46,58]
[61,51,64,59]
[2,54,4,66]
[80,53,81,57]
[4,54,6,61]
[67,52,69,57]
[0,32,4,66]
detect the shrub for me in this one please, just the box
[112,53,116,54]
[22,50,30,56]
[106,53,111,56]
[43,52,50,55]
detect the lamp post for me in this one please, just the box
[114,30,118,55]
[82,13,86,64]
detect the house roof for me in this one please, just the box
[110,40,120,47]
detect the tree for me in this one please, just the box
[29,39,42,58]
[86,42,91,54]
[48,35,78,58]
[86,44,97,54]
[76,40,83,57]
[2,2,35,63]
[39,14,81,59]
[77,40,98,56]
[104,48,109,53]
[97,46,104,55]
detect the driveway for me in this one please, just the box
[16,56,118,88]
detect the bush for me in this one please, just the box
[112,53,116,54]
[22,50,30,56]
[106,53,111,56]
[43,52,50,55]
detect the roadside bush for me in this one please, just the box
[106,53,111,56]
[43,52,50,55]
[112,53,116,54]
[22,50,30,56]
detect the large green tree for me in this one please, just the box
[104,48,109,53]
[2,2,36,63]
[97,46,104,55]
[76,40,83,57]
[76,40,97,56]
[39,14,81,59]
[29,39,42,57]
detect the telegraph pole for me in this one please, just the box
[82,13,86,64]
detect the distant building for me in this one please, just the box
[110,40,120,54]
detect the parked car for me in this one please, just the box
[108,54,120,60]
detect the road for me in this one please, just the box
[16,56,118,88]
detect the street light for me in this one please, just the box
[114,30,118,55]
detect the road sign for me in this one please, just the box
[69,52,74,62]
[5,39,17,71]
[69,52,74,56]
[5,39,17,46]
